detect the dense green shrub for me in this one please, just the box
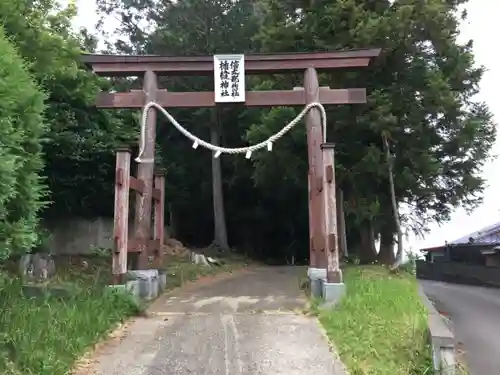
[0,26,47,260]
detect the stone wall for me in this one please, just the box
[44,217,119,255]
[417,260,500,288]
[43,217,175,255]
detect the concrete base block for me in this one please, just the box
[308,267,327,298]
[126,269,159,301]
[307,267,327,279]
[125,280,140,297]
[436,346,456,375]
[158,269,167,291]
[321,282,346,308]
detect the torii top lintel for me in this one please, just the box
[82,49,380,108]
[81,49,381,77]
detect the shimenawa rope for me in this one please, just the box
[135,101,327,163]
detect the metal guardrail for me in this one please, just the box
[418,286,456,375]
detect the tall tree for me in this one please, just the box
[382,133,403,265]
[0,25,47,260]
[210,109,229,249]
[95,0,262,249]
[0,0,137,220]
[250,0,496,261]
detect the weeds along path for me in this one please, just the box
[0,253,244,375]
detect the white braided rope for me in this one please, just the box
[135,101,327,163]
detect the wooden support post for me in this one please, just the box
[133,70,158,269]
[295,85,328,268]
[113,148,131,284]
[307,171,316,267]
[152,169,165,269]
[336,188,348,259]
[321,143,342,283]
[304,68,327,268]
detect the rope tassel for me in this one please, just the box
[135,102,327,163]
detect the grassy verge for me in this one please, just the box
[0,273,139,375]
[317,266,433,375]
[0,252,246,375]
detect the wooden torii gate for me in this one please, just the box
[82,49,380,288]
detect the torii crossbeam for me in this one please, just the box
[82,48,380,294]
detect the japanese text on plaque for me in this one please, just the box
[219,59,240,98]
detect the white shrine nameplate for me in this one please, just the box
[213,54,245,103]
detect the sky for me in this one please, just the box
[73,0,500,250]
[412,1,500,249]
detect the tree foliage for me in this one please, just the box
[0,0,495,263]
[0,26,47,260]
[0,0,137,219]
[89,0,496,262]
[250,0,496,261]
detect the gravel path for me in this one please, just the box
[82,267,348,375]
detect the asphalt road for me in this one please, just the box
[420,280,500,375]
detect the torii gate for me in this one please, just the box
[82,49,380,299]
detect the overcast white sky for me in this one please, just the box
[73,0,499,250]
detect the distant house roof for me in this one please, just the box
[420,220,500,253]
[449,220,500,245]
[420,243,493,252]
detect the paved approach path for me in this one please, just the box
[420,280,500,375]
[85,267,347,375]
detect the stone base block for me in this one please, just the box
[19,253,56,282]
[308,267,327,298]
[158,269,167,291]
[321,282,346,308]
[126,269,159,301]
[125,280,140,297]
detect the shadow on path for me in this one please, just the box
[149,266,307,314]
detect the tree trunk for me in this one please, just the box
[168,203,176,238]
[351,220,377,264]
[377,225,396,265]
[336,188,348,259]
[361,221,377,263]
[383,134,404,267]
[210,109,229,250]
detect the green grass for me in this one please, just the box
[0,253,245,375]
[0,275,139,375]
[318,266,433,375]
